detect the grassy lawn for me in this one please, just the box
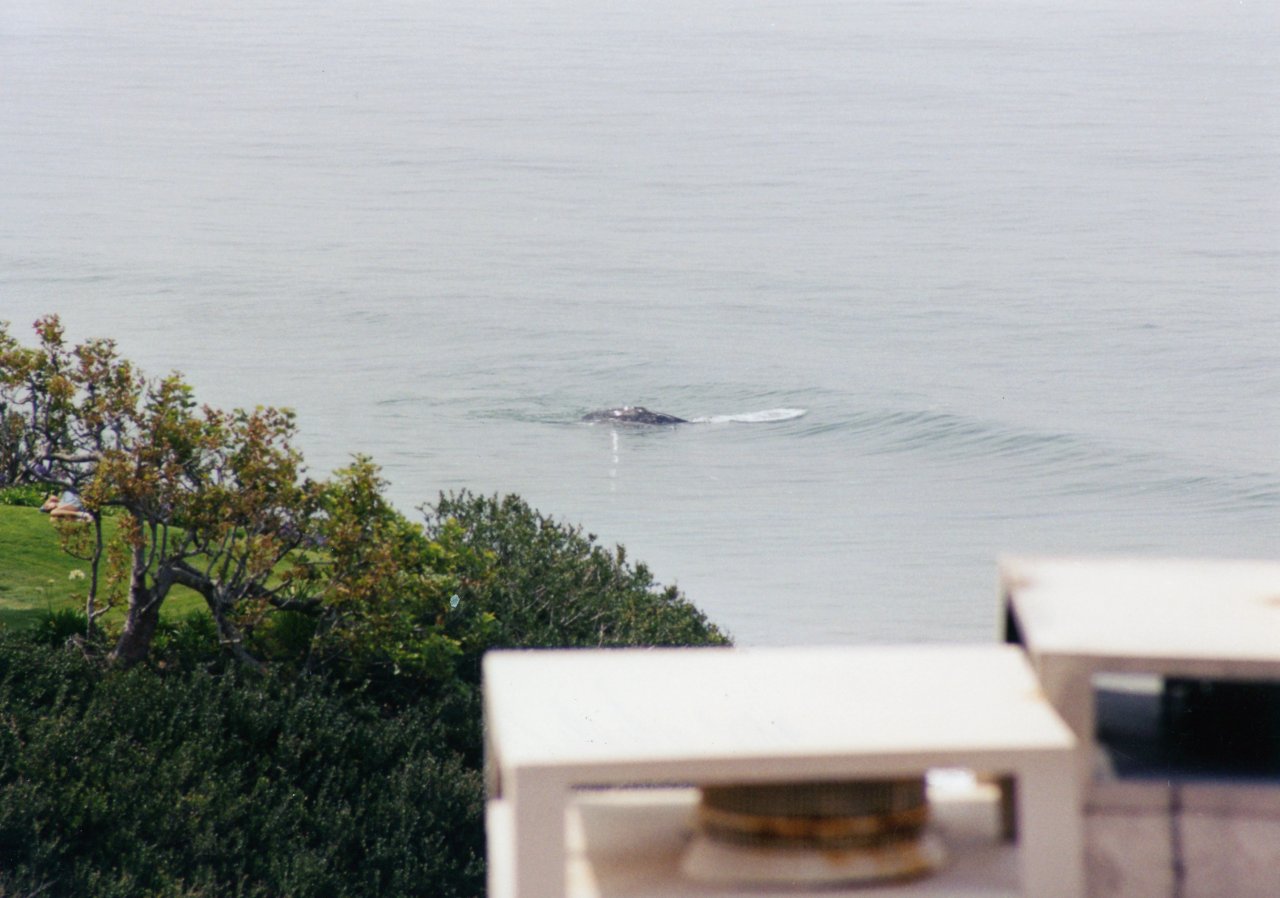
[0,505,205,629]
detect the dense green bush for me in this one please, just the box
[26,606,90,648]
[429,491,730,659]
[0,630,485,898]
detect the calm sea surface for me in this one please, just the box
[3,0,1277,645]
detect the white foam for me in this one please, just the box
[692,408,808,424]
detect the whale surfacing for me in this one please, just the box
[582,406,688,425]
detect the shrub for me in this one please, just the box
[0,631,485,898]
[26,606,90,648]
[428,491,730,665]
[0,484,48,508]
[150,611,224,672]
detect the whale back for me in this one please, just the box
[582,406,688,425]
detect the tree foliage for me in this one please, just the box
[0,317,321,666]
[282,458,497,684]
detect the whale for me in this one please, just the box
[581,406,808,425]
[581,406,689,425]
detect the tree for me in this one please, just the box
[0,317,492,676]
[0,316,321,666]
[1,316,138,641]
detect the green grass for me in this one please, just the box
[0,505,204,629]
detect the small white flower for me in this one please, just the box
[69,569,86,580]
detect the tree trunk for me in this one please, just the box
[110,550,167,667]
[112,589,161,667]
[84,514,107,637]
[209,598,265,673]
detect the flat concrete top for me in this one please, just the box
[1001,557,1280,670]
[484,644,1074,774]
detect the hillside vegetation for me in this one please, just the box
[0,489,728,897]
[0,317,729,896]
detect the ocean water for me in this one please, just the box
[2,0,1277,645]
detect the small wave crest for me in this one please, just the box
[690,408,809,424]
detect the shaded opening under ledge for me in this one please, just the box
[555,775,1020,898]
[1094,673,1280,781]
